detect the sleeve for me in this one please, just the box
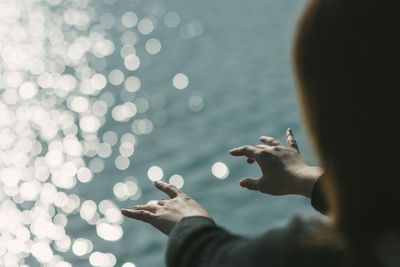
[166,216,299,267]
[311,174,328,215]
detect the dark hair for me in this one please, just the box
[294,0,400,265]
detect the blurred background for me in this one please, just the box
[0,0,322,266]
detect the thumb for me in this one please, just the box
[239,178,261,191]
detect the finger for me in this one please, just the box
[286,128,299,152]
[246,157,255,164]
[157,199,167,206]
[229,145,260,159]
[259,136,281,146]
[121,208,156,222]
[255,145,275,157]
[134,204,159,213]
[154,180,181,198]
[239,178,261,191]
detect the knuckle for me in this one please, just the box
[273,146,281,152]
[168,184,177,190]
[259,150,271,157]
[290,142,298,148]
[271,139,280,145]
[138,210,146,216]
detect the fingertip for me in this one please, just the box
[121,208,131,216]
[229,151,238,156]
[230,148,245,156]
[154,180,166,188]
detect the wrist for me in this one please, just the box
[295,166,323,198]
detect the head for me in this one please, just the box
[294,0,400,242]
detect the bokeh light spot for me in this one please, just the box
[212,162,230,179]
[145,38,162,55]
[164,12,180,28]
[147,166,163,181]
[121,12,138,28]
[169,174,184,189]
[137,18,154,35]
[173,73,189,90]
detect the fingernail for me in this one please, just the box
[121,209,129,215]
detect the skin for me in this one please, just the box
[230,128,323,198]
[122,128,323,236]
[121,180,212,235]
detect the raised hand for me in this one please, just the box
[121,180,212,235]
[230,128,323,197]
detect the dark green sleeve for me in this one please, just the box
[166,216,294,267]
[311,174,328,215]
[166,216,345,267]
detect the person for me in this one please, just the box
[121,0,400,266]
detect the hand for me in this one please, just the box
[121,180,212,236]
[229,128,323,197]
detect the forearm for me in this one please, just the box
[166,216,241,267]
[166,216,304,267]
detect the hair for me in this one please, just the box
[294,0,400,265]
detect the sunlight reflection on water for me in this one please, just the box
[0,0,208,266]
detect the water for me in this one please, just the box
[88,0,320,266]
[0,0,324,266]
